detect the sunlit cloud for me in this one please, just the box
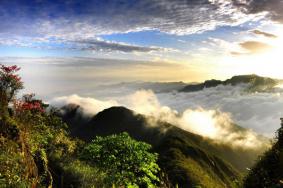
[50,90,271,149]
[238,41,273,54]
[0,0,283,84]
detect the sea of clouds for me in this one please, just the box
[50,82,283,149]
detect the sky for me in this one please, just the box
[1,0,283,94]
[1,0,283,139]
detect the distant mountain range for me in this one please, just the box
[96,81,187,93]
[180,74,281,92]
[58,104,269,188]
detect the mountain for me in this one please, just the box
[58,105,268,187]
[95,81,187,93]
[180,74,279,92]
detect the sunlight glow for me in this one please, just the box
[218,28,283,79]
[275,84,283,89]
[182,110,218,137]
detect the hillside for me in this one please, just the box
[244,120,283,187]
[59,105,269,187]
[180,74,279,92]
[1,65,163,187]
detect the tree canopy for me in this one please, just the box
[0,64,23,116]
[81,132,160,187]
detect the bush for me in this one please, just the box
[81,132,160,187]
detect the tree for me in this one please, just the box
[81,132,160,187]
[0,64,23,116]
[244,120,283,188]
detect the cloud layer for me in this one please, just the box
[1,0,280,52]
[235,0,283,23]
[51,94,118,116]
[0,0,282,56]
[61,82,283,138]
[50,89,271,150]
[156,85,283,137]
[71,38,170,52]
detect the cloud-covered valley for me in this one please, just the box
[50,81,283,150]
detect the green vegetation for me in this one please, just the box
[156,130,242,188]
[0,65,160,187]
[61,105,259,187]
[244,122,283,188]
[0,65,23,117]
[1,64,279,187]
[81,132,160,187]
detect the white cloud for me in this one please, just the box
[49,89,271,150]
[156,85,283,137]
[62,81,283,138]
[0,0,267,42]
[70,38,173,53]
[51,94,119,116]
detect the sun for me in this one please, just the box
[253,33,283,78]
[218,28,283,80]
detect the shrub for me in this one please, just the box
[81,132,160,187]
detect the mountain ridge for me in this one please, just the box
[180,74,280,92]
[58,105,270,187]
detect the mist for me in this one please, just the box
[50,89,271,150]
[94,83,283,137]
[51,94,119,116]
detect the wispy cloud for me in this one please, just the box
[0,0,267,41]
[231,41,273,55]
[0,0,281,55]
[251,30,277,38]
[70,39,172,53]
[240,41,272,53]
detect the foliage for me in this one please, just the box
[2,65,275,188]
[61,106,255,187]
[13,93,47,114]
[81,132,160,187]
[0,65,108,187]
[157,133,241,188]
[50,159,106,188]
[243,125,283,188]
[0,115,39,187]
[13,104,73,155]
[0,64,23,104]
[0,135,31,187]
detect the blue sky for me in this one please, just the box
[0,0,283,90]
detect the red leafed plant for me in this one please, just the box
[0,64,23,103]
[1,65,20,74]
[14,94,47,114]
